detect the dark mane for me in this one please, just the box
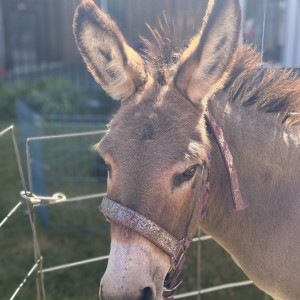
[141,26,300,130]
[141,16,195,86]
[222,45,300,129]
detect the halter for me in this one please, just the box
[100,166,209,299]
[99,112,247,299]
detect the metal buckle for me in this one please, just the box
[163,238,190,299]
[20,191,66,204]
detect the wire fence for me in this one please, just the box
[15,100,114,230]
[0,125,45,300]
[0,124,261,300]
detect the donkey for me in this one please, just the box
[73,0,300,299]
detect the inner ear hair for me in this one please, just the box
[174,0,241,107]
[73,0,147,100]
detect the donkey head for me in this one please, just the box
[73,0,241,299]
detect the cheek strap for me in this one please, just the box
[205,112,248,211]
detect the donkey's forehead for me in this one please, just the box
[99,87,208,164]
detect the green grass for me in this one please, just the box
[0,120,268,300]
[0,121,109,300]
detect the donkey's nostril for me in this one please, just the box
[141,286,153,300]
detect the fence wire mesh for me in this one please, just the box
[0,125,45,300]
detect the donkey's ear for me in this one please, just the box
[73,0,147,100]
[174,0,241,108]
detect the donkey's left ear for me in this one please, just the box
[174,0,241,108]
[73,0,147,100]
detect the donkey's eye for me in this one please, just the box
[105,163,112,178]
[173,164,200,188]
[182,165,199,180]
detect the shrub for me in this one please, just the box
[0,76,120,119]
[22,78,89,115]
[0,81,28,119]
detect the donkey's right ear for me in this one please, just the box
[73,0,147,100]
[174,0,241,110]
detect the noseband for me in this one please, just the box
[99,112,247,299]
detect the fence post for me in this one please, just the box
[16,100,50,229]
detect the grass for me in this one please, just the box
[0,120,268,300]
[0,120,109,300]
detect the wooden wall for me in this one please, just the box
[122,0,208,45]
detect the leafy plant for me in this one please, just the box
[0,76,120,119]
[0,81,28,119]
[22,78,89,115]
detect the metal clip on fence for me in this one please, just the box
[20,191,66,204]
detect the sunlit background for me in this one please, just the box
[0,0,300,76]
[0,1,299,300]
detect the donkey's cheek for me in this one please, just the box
[171,180,196,207]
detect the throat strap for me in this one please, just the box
[205,112,248,211]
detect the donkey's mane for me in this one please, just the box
[142,25,300,130]
[223,46,300,129]
[141,17,194,86]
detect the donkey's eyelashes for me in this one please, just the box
[183,164,200,178]
[173,164,200,188]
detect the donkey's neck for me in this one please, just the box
[201,97,300,299]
